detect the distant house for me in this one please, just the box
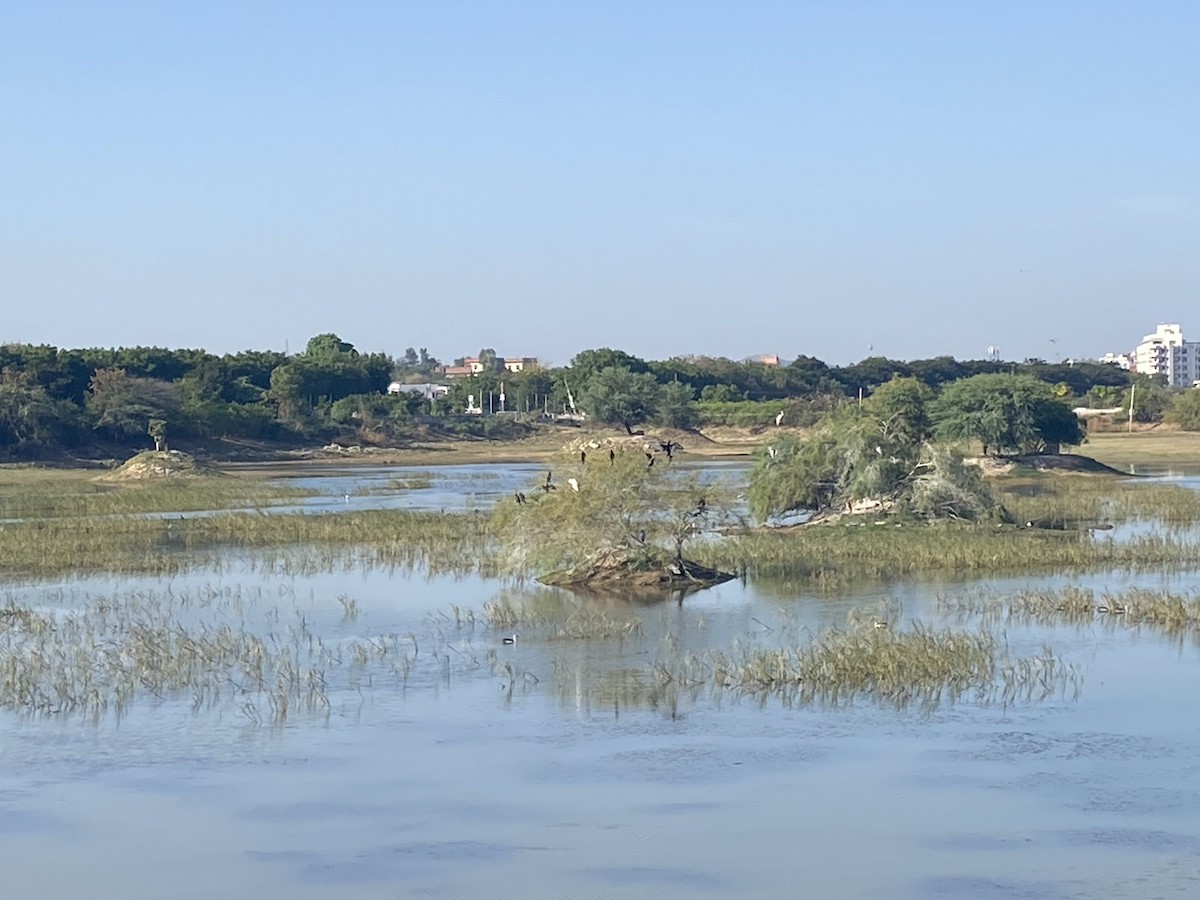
[387,382,450,400]
[500,356,538,373]
[443,355,539,377]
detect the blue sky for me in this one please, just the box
[2,2,1196,366]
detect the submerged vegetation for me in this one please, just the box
[2,444,1200,723]
[940,586,1200,637]
[491,450,738,591]
[0,466,312,520]
[655,623,1075,709]
[0,587,382,719]
[3,454,1200,585]
[712,524,1200,587]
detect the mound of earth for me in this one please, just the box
[1009,453,1129,475]
[539,546,735,592]
[970,453,1128,477]
[95,450,218,481]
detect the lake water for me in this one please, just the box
[2,464,1199,899]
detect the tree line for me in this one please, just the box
[0,332,1178,460]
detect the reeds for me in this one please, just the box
[651,621,1075,709]
[704,523,1200,587]
[0,587,443,721]
[0,507,493,579]
[996,474,1200,526]
[939,586,1200,636]
[0,471,312,520]
[480,596,643,641]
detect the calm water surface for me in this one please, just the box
[2,464,1199,898]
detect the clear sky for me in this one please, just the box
[2,2,1197,366]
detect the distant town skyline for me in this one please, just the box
[2,3,1196,367]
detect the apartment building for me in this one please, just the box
[1134,324,1200,387]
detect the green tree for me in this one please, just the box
[930,374,1084,455]
[579,366,661,434]
[305,333,358,358]
[569,348,649,384]
[866,376,934,446]
[0,371,79,456]
[748,404,999,522]
[87,369,182,443]
[748,407,915,519]
[492,451,734,583]
[1126,376,1172,424]
[835,356,911,395]
[654,380,697,429]
[1163,389,1200,430]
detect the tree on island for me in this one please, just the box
[748,377,999,523]
[929,374,1084,455]
[492,451,736,592]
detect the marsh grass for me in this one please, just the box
[0,584,497,720]
[478,594,643,641]
[0,507,493,579]
[705,523,1200,587]
[650,622,1075,709]
[350,473,436,494]
[0,472,312,520]
[939,586,1200,637]
[995,474,1200,525]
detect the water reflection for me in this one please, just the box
[4,487,1200,897]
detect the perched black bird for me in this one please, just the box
[609,448,615,464]
[581,450,587,464]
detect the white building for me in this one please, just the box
[387,382,450,400]
[1098,351,1134,370]
[1134,324,1200,387]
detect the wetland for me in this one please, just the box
[2,453,1200,899]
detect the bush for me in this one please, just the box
[1164,389,1200,430]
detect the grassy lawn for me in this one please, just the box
[1071,429,1200,467]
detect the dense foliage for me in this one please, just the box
[748,377,1004,522]
[930,374,1086,454]
[0,333,1145,460]
[491,449,734,580]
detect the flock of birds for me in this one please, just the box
[505,439,705,645]
[513,441,684,506]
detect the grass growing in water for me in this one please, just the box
[939,586,1200,637]
[0,469,313,520]
[0,584,489,721]
[0,507,493,579]
[706,523,1200,587]
[480,597,643,641]
[995,473,1200,526]
[650,622,1075,709]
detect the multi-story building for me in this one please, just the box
[1134,324,1200,387]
